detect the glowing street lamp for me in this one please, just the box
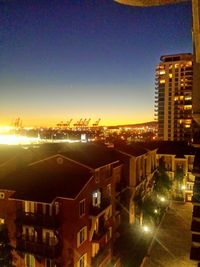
[142,225,150,233]
[181,185,186,190]
[160,197,165,202]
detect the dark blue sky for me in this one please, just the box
[0,0,192,126]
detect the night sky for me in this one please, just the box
[0,0,192,127]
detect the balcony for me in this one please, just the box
[192,234,200,244]
[193,206,200,218]
[192,179,200,204]
[92,227,108,242]
[191,219,200,233]
[91,243,111,267]
[115,182,124,194]
[16,211,59,229]
[16,238,60,258]
[90,198,111,217]
[190,246,200,261]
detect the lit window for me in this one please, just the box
[185,96,192,100]
[23,226,37,242]
[25,254,35,267]
[78,253,87,267]
[77,226,87,247]
[79,199,85,217]
[186,61,192,66]
[24,201,35,213]
[184,105,192,110]
[92,190,101,207]
[0,192,5,199]
[92,243,99,257]
[160,79,165,84]
[169,73,172,78]
[159,70,165,75]
[42,229,57,246]
[0,218,4,224]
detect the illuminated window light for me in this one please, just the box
[159,70,165,75]
[160,80,165,84]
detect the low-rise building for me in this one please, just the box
[0,143,122,267]
[115,142,157,225]
[156,141,195,202]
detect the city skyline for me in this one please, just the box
[0,0,192,127]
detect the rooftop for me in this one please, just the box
[115,143,148,157]
[0,155,92,203]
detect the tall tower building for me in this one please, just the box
[114,0,200,264]
[155,53,193,141]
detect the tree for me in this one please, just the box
[0,225,13,267]
[154,166,172,196]
[174,167,185,200]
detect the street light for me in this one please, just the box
[181,185,186,190]
[142,225,150,233]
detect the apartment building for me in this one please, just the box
[115,142,157,225]
[156,141,195,202]
[191,150,200,262]
[155,53,193,141]
[0,143,122,267]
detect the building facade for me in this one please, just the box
[156,141,195,202]
[155,53,193,141]
[115,143,157,225]
[114,0,200,264]
[0,143,122,267]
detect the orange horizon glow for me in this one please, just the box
[0,115,154,128]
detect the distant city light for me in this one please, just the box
[0,134,40,145]
[0,126,14,133]
[0,134,81,145]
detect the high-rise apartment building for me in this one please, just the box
[114,0,200,264]
[155,53,193,141]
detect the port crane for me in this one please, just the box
[56,119,73,128]
[92,118,101,127]
[13,117,23,129]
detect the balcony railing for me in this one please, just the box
[16,238,60,258]
[191,219,200,233]
[190,246,200,261]
[91,243,111,267]
[90,198,111,217]
[193,206,200,218]
[16,211,59,228]
[92,226,108,242]
[192,234,200,244]
[115,182,124,193]
[192,194,200,204]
